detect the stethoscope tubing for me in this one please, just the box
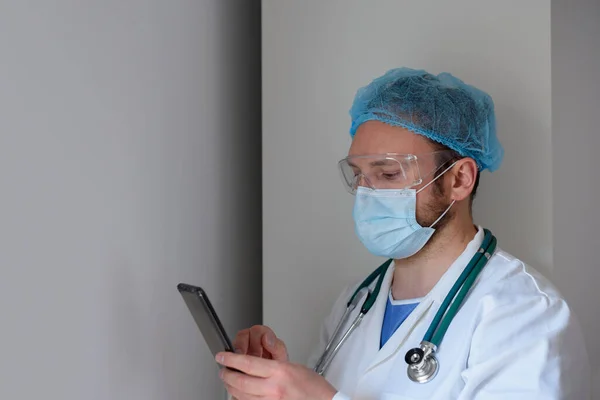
[424,230,495,345]
[430,235,497,346]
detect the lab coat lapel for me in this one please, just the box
[356,261,395,373]
[363,294,435,375]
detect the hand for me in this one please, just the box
[233,325,288,361]
[216,352,337,400]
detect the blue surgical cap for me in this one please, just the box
[349,67,503,172]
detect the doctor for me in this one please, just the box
[216,68,591,399]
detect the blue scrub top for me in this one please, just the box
[380,291,420,348]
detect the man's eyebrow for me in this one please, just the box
[370,159,399,167]
[346,158,400,169]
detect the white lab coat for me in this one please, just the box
[307,228,591,400]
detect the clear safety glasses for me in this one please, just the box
[338,151,455,194]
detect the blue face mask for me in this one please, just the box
[353,163,456,259]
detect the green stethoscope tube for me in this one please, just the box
[353,259,393,313]
[424,229,495,346]
[429,231,497,346]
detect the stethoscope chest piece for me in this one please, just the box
[405,341,439,384]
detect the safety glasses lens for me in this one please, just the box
[338,155,422,194]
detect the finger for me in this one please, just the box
[259,332,273,360]
[225,384,264,400]
[216,352,275,378]
[233,329,250,354]
[261,333,288,361]
[221,368,272,396]
[248,326,264,357]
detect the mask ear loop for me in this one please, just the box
[416,161,458,194]
[415,161,458,229]
[429,199,456,228]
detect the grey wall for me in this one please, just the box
[0,1,261,399]
[263,0,552,364]
[552,0,600,397]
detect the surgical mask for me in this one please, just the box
[353,162,456,259]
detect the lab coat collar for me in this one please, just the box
[356,256,396,375]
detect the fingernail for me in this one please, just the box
[267,333,275,347]
[219,369,224,379]
[216,353,224,363]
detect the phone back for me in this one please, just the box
[177,283,234,357]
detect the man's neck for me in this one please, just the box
[391,221,478,301]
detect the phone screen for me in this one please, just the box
[177,283,235,357]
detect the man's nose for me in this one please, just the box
[356,173,374,189]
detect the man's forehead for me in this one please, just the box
[348,121,433,156]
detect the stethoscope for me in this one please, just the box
[313,229,497,383]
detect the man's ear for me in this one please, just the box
[450,158,478,201]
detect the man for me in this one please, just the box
[216,68,591,399]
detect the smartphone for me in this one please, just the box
[177,283,236,357]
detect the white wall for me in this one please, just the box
[0,1,261,399]
[552,0,600,396]
[263,0,552,364]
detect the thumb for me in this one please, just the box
[262,332,288,361]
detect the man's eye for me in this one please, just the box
[382,172,401,180]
